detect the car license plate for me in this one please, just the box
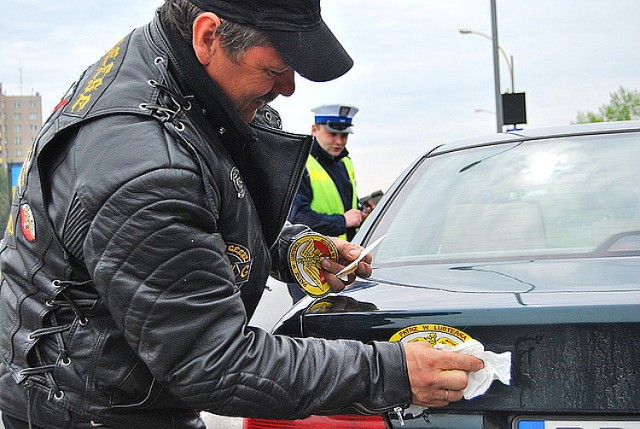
[514,417,640,429]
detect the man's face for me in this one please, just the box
[207,43,295,122]
[312,124,350,157]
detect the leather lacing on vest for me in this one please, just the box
[140,56,219,215]
[15,57,210,428]
[19,279,95,403]
[139,57,193,131]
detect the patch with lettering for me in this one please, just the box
[65,35,130,117]
[225,243,252,285]
[288,233,338,298]
[18,145,34,191]
[6,212,14,238]
[389,324,472,347]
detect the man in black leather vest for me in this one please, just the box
[0,1,483,428]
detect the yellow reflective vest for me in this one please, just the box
[306,155,358,240]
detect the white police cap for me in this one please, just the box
[311,104,359,133]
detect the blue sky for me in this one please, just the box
[2,0,639,194]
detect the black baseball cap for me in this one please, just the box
[187,0,353,82]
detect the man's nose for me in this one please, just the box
[273,69,295,97]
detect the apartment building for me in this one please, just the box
[0,82,42,167]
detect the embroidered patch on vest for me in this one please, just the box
[64,34,130,117]
[229,167,245,199]
[225,243,252,285]
[6,212,14,238]
[19,204,36,242]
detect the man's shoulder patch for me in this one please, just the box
[64,34,131,118]
[225,242,253,286]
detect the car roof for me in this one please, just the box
[428,119,640,157]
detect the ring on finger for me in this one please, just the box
[445,389,449,401]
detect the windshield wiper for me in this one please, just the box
[459,141,523,173]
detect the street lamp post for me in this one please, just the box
[459,0,510,132]
[459,29,514,93]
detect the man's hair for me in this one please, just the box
[161,0,270,62]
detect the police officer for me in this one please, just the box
[287,104,366,302]
[289,104,364,240]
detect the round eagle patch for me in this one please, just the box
[288,233,339,298]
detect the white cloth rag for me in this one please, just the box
[435,339,511,399]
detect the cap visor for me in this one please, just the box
[323,124,354,134]
[265,19,353,82]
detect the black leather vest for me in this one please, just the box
[0,14,311,428]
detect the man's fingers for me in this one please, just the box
[356,260,372,278]
[438,349,485,373]
[412,388,464,408]
[404,342,486,408]
[447,389,464,402]
[321,259,350,292]
[343,244,365,262]
[322,245,373,282]
[435,369,473,392]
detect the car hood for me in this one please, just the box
[331,256,640,320]
[270,257,640,416]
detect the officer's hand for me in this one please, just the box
[343,209,364,228]
[403,342,484,407]
[361,199,378,215]
[321,238,372,292]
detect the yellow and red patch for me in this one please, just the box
[19,204,36,242]
[288,233,339,298]
[389,324,472,347]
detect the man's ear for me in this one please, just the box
[192,12,222,66]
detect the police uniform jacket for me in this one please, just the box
[289,141,359,240]
[0,10,410,429]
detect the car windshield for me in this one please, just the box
[372,132,640,265]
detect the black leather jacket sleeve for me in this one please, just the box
[71,124,411,418]
[269,221,311,282]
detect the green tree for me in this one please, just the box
[576,87,640,123]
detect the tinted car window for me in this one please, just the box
[372,133,640,264]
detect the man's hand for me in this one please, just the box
[403,342,484,407]
[321,237,372,293]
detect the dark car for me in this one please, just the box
[245,120,640,429]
